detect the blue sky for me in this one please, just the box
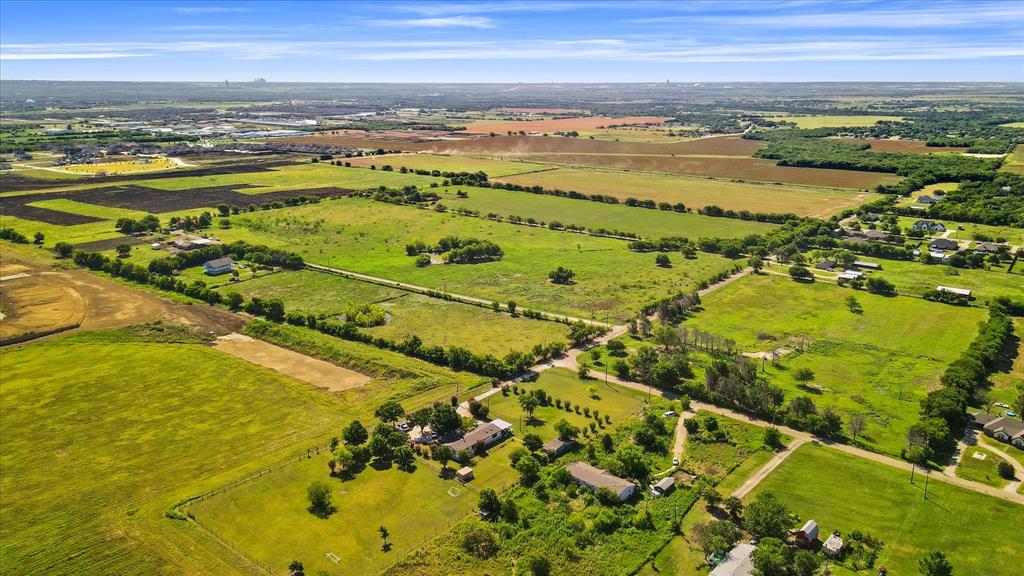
[1,0,1022,82]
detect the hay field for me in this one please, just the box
[0,327,347,576]
[769,114,903,128]
[464,115,670,134]
[344,153,554,177]
[435,184,777,237]
[491,167,879,216]
[505,153,899,189]
[219,269,570,357]
[407,134,764,156]
[60,157,178,175]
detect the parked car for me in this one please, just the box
[663,411,677,418]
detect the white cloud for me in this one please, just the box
[370,16,495,29]
[4,35,1021,64]
[0,52,145,61]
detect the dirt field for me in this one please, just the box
[0,271,86,340]
[0,201,106,224]
[499,154,896,189]
[2,185,350,223]
[0,256,244,344]
[463,116,671,134]
[213,332,370,391]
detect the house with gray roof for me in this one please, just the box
[983,417,1024,449]
[565,461,637,502]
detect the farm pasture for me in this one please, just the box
[435,184,777,238]
[216,197,741,321]
[188,450,482,576]
[685,273,987,455]
[408,134,764,156]
[344,153,553,177]
[749,444,1024,576]
[502,153,899,189]
[463,115,670,134]
[219,269,571,357]
[489,166,879,217]
[767,114,903,128]
[0,327,348,576]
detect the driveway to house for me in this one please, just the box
[978,436,1024,494]
[732,438,809,499]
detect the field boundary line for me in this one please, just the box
[304,262,616,328]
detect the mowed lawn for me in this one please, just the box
[0,328,347,576]
[346,153,554,177]
[485,368,648,441]
[435,185,777,239]
[492,166,879,217]
[189,453,479,576]
[221,270,570,357]
[218,197,741,321]
[749,444,1024,576]
[686,273,986,455]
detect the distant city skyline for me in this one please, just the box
[1,0,1022,82]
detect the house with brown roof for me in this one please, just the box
[565,461,637,502]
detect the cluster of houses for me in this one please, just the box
[710,520,845,576]
[815,258,882,282]
[972,413,1024,449]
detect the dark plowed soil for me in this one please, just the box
[2,186,351,223]
[73,236,150,251]
[0,203,106,225]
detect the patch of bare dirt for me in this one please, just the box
[213,333,370,391]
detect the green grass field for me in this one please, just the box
[1000,145,1024,173]
[686,273,987,455]
[221,269,570,357]
[750,444,1024,576]
[492,166,878,217]
[346,153,554,177]
[189,452,480,576]
[0,326,348,576]
[215,197,740,321]
[434,184,777,239]
[26,197,153,220]
[768,114,903,128]
[485,367,649,441]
